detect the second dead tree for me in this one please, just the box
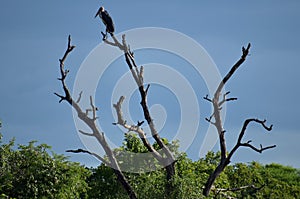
[202,43,276,196]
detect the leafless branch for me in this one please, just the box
[76,91,83,103]
[218,91,238,107]
[239,142,276,153]
[59,35,76,71]
[78,130,94,137]
[227,118,275,157]
[105,35,175,162]
[203,43,276,197]
[123,44,176,169]
[66,148,110,166]
[103,34,127,51]
[89,96,98,121]
[145,84,150,96]
[139,65,144,83]
[113,96,165,163]
[105,34,176,194]
[112,96,126,125]
[54,35,75,105]
[204,94,213,103]
[205,115,216,126]
[214,43,251,98]
[55,35,137,199]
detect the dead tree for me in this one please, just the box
[54,35,137,199]
[104,34,176,194]
[202,43,276,196]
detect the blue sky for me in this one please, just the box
[0,1,299,168]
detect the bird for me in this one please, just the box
[94,6,115,40]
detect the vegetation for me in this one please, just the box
[0,135,90,199]
[1,133,299,199]
[0,5,295,197]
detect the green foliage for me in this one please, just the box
[87,136,300,199]
[258,163,300,198]
[112,133,182,173]
[1,131,299,199]
[0,136,91,199]
[122,133,149,153]
[113,133,159,173]
[86,164,128,199]
[224,162,300,199]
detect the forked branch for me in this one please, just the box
[203,43,276,196]
[54,35,75,104]
[105,34,176,195]
[227,118,276,161]
[113,96,165,163]
[105,35,176,163]
[55,35,137,199]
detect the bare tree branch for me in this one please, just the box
[215,43,251,99]
[228,119,276,158]
[78,130,94,137]
[66,148,110,166]
[105,34,176,195]
[213,43,252,162]
[205,116,216,126]
[203,43,276,197]
[218,91,238,107]
[54,35,75,104]
[89,96,98,121]
[227,118,275,159]
[55,35,137,199]
[239,142,276,153]
[203,94,213,103]
[124,52,175,162]
[113,96,165,163]
[103,34,127,51]
[105,35,176,162]
[76,91,83,103]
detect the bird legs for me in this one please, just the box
[101,31,107,41]
[101,30,114,41]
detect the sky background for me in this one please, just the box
[0,1,299,168]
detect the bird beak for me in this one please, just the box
[94,8,101,18]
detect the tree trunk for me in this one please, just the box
[203,161,228,196]
[113,169,137,199]
[166,163,176,196]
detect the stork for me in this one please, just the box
[95,6,115,40]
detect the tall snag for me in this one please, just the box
[54,35,137,199]
[202,43,276,196]
[104,34,177,195]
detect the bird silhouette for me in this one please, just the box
[95,6,115,40]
